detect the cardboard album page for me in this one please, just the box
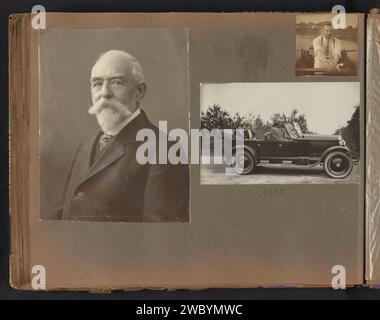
[10,12,365,289]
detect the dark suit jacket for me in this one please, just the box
[57,110,189,222]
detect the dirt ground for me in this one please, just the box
[200,160,361,185]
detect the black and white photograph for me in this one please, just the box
[39,28,190,222]
[295,13,358,76]
[200,82,360,185]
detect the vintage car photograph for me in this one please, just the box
[200,82,361,184]
[228,122,357,179]
[295,13,358,76]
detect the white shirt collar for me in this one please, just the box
[105,108,141,136]
[322,36,334,44]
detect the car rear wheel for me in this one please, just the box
[324,151,353,179]
[231,149,256,175]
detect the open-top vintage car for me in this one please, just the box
[229,122,356,179]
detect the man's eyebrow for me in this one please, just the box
[90,74,126,82]
[90,76,103,82]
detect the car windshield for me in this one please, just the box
[285,123,299,139]
[293,122,304,137]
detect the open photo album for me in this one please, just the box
[8,11,380,290]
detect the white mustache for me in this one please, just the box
[88,98,128,115]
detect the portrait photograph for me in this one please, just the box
[295,13,358,76]
[39,28,190,222]
[200,82,361,185]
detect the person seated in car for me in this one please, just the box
[265,123,289,142]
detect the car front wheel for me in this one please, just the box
[231,149,256,175]
[323,151,353,179]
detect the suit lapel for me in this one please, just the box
[80,137,126,184]
[77,110,151,185]
[68,130,100,187]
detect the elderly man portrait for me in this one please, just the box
[54,50,189,222]
[312,22,342,71]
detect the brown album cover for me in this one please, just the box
[9,12,367,290]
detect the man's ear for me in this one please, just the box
[136,82,147,102]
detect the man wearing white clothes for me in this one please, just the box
[313,22,342,71]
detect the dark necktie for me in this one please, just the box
[98,133,114,154]
[325,39,330,57]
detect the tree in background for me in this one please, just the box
[201,104,255,131]
[200,104,312,140]
[244,112,256,131]
[271,109,311,133]
[334,105,360,157]
[288,109,311,133]
[200,104,233,130]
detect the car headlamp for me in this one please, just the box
[338,136,346,146]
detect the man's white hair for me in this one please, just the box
[94,50,145,85]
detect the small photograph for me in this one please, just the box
[295,13,358,76]
[200,82,360,185]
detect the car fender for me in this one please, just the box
[320,146,352,162]
[231,145,259,164]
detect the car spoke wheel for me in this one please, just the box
[324,151,353,179]
[232,149,256,175]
